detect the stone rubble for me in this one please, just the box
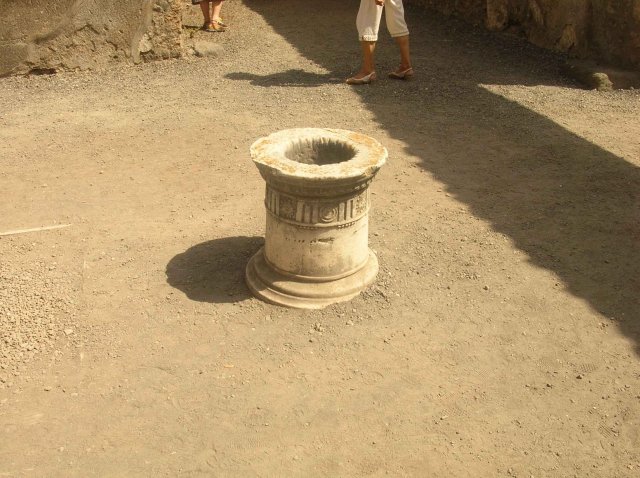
[0,257,80,389]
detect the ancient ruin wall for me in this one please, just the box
[2,0,638,77]
[407,0,640,70]
[0,0,183,77]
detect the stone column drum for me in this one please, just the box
[245,128,387,309]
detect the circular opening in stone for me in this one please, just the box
[284,138,357,166]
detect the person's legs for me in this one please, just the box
[347,41,377,83]
[394,34,411,72]
[385,0,412,75]
[360,41,376,75]
[348,0,383,82]
[211,0,224,23]
[200,0,226,31]
[199,1,211,24]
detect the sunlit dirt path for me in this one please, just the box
[1,1,639,476]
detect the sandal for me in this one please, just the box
[202,21,226,32]
[213,18,228,28]
[389,67,414,80]
[346,71,377,85]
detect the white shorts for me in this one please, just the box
[356,0,409,42]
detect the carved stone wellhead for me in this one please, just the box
[246,128,387,309]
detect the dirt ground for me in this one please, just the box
[1,1,639,476]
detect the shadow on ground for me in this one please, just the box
[166,236,263,303]
[226,69,341,87]
[239,0,640,353]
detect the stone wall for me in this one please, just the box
[3,0,638,76]
[0,0,184,77]
[407,0,640,70]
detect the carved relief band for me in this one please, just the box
[265,185,370,228]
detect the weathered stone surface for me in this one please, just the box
[246,129,387,309]
[136,0,183,63]
[486,0,510,31]
[0,43,31,75]
[407,0,640,71]
[563,58,640,90]
[3,0,638,77]
[193,41,223,58]
[589,0,640,69]
[0,0,183,77]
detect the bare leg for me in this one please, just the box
[354,41,377,79]
[346,41,377,84]
[211,0,223,22]
[394,35,412,72]
[199,1,211,24]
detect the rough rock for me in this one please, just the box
[0,0,184,77]
[562,58,640,90]
[2,0,638,77]
[193,40,223,58]
[407,0,640,71]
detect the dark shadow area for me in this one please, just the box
[226,69,342,87]
[244,0,640,353]
[166,236,263,303]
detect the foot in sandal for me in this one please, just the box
[346,71,377,85]
[202,20,226,32]
[388,66,414,80]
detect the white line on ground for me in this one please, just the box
[0,224,72,237]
